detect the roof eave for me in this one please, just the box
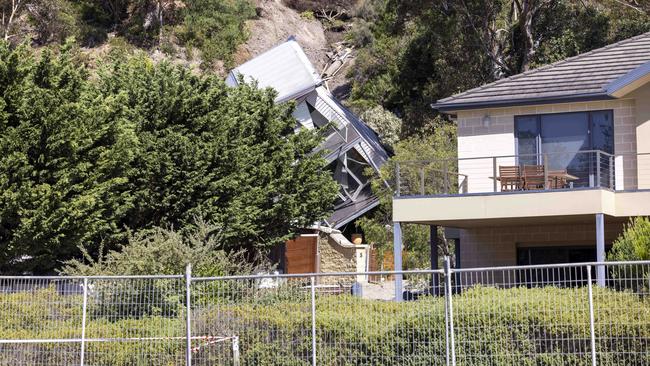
[431,93,615,113]
[606,60,650,98]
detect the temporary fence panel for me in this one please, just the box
[0,260,649,366]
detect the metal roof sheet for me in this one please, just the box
[226,38,322,103]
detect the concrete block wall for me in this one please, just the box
[456,99,638,192]
[459,221,626,268]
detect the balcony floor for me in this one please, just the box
[393,188,650,228]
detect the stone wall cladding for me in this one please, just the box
[317,232,356,285]
[456,99,638,191]
[459,222,626,268]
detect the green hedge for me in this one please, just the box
[0,286,648,365]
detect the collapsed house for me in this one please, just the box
[226,39,389,277]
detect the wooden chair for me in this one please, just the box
[523,165,546,190]
[498,166,522,191]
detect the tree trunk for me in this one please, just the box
[157,0,163,45]
[3,0,22,41]
[519,0,537,72]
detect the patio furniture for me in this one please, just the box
[547,170,579,189]
[498,166,522,191]
[523,165,546,190]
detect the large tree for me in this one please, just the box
[0,42,338,274]
[349,0,650,134]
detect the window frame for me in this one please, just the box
[514,109,615,166]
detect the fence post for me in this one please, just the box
[543,154,549,189]
[608,155,614,189]
[596,151,601,188]
[419,166,425,195]
[444,257,456,366]
[310,276,317,366]
[80,277,88,366]
[444,274,450,366]
[396,163,401,196]
[232,336,241,366]
[185,264,192,366]
[443,160,449,194]
[587,265,597,366]
[492,157,497,192]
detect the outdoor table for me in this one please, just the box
[490,171,580,190]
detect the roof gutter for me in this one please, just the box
[431,92,615,113]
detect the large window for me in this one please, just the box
[516,245,610,286]
[515,110,614,187]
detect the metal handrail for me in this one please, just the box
[396,151,650,196]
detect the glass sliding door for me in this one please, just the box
[515,116,540,166]
[591,111,615,187]
[515,110,614,188]
[540,112,590,187]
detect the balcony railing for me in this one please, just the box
[395,151,650,197]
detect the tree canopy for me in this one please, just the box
[0,42,338,274]
[347,0,650,135]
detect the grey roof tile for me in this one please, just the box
[435,32,650,110]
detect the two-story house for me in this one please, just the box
[228,39,389,276]
[392,32,650,285]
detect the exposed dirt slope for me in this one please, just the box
[236,0,329,72]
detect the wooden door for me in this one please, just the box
[285,236,317,274]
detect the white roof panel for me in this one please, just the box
[227,39,322,103]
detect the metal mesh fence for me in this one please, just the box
[0,261,649,365]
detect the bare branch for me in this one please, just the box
[458,0,513,78]
[2,0,24,41]
[611,0,646,13]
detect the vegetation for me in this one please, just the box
[1,285,648,365]
[609,217,650,261]
[347,0,650,135]
[0,42,338,274]
[59,220,264,277]
[174,0,256,66]
[357,120,457,269]
[0,0,256,67]
[348,0,650,267]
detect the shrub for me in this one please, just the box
[609,217,650,261]
[1,285,648,365]
[358,105,402,148]
[174,0,256,67]
[60,219,263,277]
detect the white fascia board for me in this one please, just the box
[606,60,650,98]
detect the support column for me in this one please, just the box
[595,213,606,287]
[430,225,438,296]
[393,222,403,302]
[430,225,438,270]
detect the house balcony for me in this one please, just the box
[393,150,650,227]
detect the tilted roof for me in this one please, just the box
[227,40,391,229]
[433,32,650,112]
[226,38,321,103]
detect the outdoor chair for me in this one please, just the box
[523,165,546,190]
[498,166,522,191]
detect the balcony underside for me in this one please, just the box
[393,189,650,228]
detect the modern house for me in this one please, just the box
[392,32,650,283]
[227,39,389,276]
